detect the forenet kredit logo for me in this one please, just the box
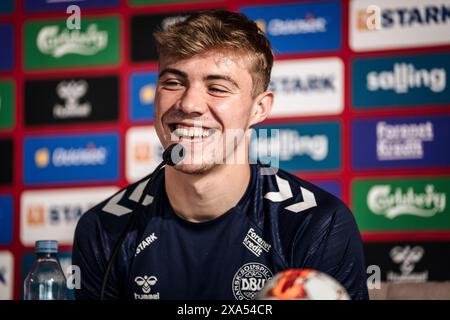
[376,121,434,161]
[37,23,108,58]
[367,184,446,219]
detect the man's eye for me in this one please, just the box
[162,80,184,89]
[209,86,228,94]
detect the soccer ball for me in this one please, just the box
[256,269,350,300]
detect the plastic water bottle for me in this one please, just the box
[24,240,67,300]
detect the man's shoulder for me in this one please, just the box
[257,164,349,217]
[255,164,356,246]
[75,174,159,239]
[256,165,362,270]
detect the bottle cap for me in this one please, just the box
[35,240,58,253]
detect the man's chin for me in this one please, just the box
[172,162,217,175]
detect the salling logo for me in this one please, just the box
[388,246,428,282]
[37,24,108,58]
[367,184,446,219]
[134,275,160,300]
[367,63,446,94]
[252,130,328,161]
[376,121,434,161]
[269,74,335,93]
[356,4,450,31]
[53,80,91,119]
[257,13,327,36]
[34,144,107,168]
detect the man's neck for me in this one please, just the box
[164,164,251,223]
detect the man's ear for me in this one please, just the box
[248,91,274,128]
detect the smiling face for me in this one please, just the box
[154,49,272,174]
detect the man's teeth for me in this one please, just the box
[173,127,213,138]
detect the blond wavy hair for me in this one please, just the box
[153,9,274,97]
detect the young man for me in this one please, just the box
[72,9,369,300]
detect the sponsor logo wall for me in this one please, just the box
[0,0,449,299]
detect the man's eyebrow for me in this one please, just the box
[205,75,239,89]
[158,68,187,79]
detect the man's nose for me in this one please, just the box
[176,85,207,115]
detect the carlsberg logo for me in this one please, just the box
[37,24,108,58]
[367,185,446,219]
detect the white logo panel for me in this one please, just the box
[126,126,163,183]
[350,0,450,51]
[269,57,343,117]
[0,251,14,300]
[20,187,118,246]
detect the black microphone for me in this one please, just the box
[100,143,184,300]
[163,142,185,166]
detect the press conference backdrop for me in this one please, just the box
[0,0,450,300]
